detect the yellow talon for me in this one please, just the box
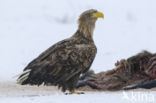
[71,90,83,94]
[65,90,84,95]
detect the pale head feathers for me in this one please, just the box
[77,9,104,39]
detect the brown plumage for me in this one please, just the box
[17,9,104,94]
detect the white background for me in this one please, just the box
[0,0,156,102]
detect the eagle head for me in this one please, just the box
[78,9,104,38]
[78,9,104,24]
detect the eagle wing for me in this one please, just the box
[19,38,97,85]
[23,38,70,71]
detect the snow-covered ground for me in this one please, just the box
[0,0,156,103]
[1,82,156,103]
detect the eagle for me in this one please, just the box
[17,9,104,94]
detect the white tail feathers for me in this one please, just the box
[17,69,31,84]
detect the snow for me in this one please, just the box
[0,0,156,103]
[1,82,156,103]
[0,92,138,103]
[0,92,144,103]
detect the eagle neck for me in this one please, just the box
[77,21,95,40]
[73,30,94,42]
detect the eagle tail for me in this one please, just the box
[17,69,31,84]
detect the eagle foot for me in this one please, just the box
[65,90,84,95]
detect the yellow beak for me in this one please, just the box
[92,11,104,19]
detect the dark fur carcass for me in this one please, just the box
[77,51,156,91]
[17,9,104,94]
